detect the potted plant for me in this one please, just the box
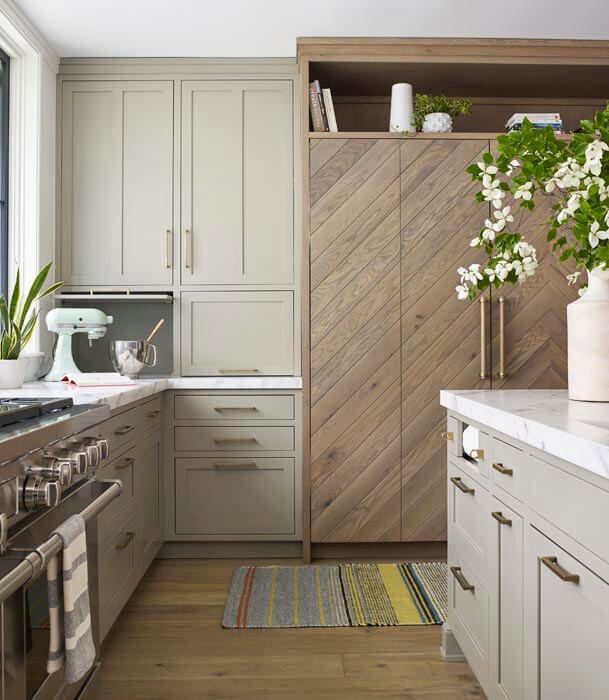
[0,262,62,389]
[414,94,472,133]
[456,104,609,401]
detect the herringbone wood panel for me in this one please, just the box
[310,138,402,542]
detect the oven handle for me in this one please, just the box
[0,479,122,602]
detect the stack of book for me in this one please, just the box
[506,113,563,132]
[309,80,338,132]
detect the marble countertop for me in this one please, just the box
[441,389,609,481]
[1,376,303,411]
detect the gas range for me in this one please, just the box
[0,396,76,428]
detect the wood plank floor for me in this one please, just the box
[98,559,486,700]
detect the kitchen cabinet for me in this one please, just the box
[181,291,294,376]
[61,81,174,286]
[181,80,294,285]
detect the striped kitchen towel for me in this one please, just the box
[46,514,96,684]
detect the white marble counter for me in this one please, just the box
[441,389,609,481]
[1,376,302,411]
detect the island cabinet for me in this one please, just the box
[442,399,609,700]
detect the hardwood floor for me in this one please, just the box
[98,559,485,699]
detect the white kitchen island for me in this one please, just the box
[441,389,609,700]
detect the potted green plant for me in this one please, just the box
[0,262,62,389]
[414,94,471,133]
[455,104,609,401]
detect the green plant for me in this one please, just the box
[414,94,472,131]
[0,263,62,359]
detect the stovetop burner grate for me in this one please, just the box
[0,397,74,428]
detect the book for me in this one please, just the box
[322,88,338,132]
[313,80,329,131]
[60,372,136,387]
[506,113,561,128]
[309,82,326,132]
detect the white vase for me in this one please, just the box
[567,267,609,401]
[389,83,415,133]
[0,358,27,389]
[422,112,453,133]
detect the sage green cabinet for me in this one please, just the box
[181,80,294,285]
[60,80,174,286]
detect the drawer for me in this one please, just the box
[530,454,609,564]
[448,549,489,684]
[491,436,526,502]
[99,513,138,611]
[180,291,294,376]
[175,457,295,535]
[174,394,294,421]
[97,449,136,542]
[175,425,294,452]
[448,462,489,580]
[101,397,163,454]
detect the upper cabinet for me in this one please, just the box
[181,80,294,285]
[60,81,174,286]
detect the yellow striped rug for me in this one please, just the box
[223,562,447,628]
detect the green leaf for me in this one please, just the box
[17,261,52,329]
[8,269,19,322]
[482,152,493,165]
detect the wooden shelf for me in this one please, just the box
[309,131,503,139]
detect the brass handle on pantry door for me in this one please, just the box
[165,229,172,269]
[479,297,488,379]
[498,296,506,379]
[184,229,191,269]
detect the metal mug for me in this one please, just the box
[109,340,157,379]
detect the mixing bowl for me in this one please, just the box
[110,341,157,379]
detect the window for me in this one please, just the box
[0,48,7,301]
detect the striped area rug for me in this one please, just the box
[223,561,447,629]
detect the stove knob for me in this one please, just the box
[44,448,88,475]
[67,440,99,467]
[80,437,109,462]
[23,476,61,510]
[26,458,73,487]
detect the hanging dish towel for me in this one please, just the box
[46,514,96,684]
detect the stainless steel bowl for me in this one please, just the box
[109,341,157,379]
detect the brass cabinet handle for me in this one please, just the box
[147,410,161,419]
[218,369,260,375]
[213,437,258,444]
[470,448,485,460]
[115,532,135,550]
[541,556,580,584]
[450,476,475,495]
[165,229,172,269]
[450,566,475,592]
[184,229,191,269]
[441,431,454,441]
[115,457,134,470]
[492,462,513,476]
[115,425,135,436]
[214,462,257,469]
[498,296,506,379]
[492,511,512,526]
[214,406,258,412]
[479,296,488,379]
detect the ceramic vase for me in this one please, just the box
[389,83,415,133]
[422,112,453,133]
[0,358,27,389]
[567,267,609,401]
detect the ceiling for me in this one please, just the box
[13,0,609,58]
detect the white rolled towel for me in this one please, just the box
[462,426,480,460]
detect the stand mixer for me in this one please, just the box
[44,308,113,381]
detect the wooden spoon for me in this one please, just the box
[146,318,165,343]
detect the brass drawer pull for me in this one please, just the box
[115,425,135,436]
[492,462,513,476]
[115,457,134,470]
[214,406,258,412]
[541,556,580,584]
[214,462,257,469]
[470,448,485,460]
[147,410,161,418]
[450,476,475,495]
[450,566,475,592]
[213,437,258,444]
[441,431,454,441]
[492,511,512,526]
[218,369,260,375]
[115,532,135,551]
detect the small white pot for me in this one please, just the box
[0,358,27,389]
[422,112,453,133]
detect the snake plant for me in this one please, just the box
[0,262,63,360]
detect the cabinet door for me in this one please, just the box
[400,138,492,542]
[490,498,523,700]
[61,81,174,286]
[309,138,402,543]
[526,527,609,700]
[181,80,293,285]
[136,436,162,568]
[181,291,294,376]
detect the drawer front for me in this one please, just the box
[448,550,489,683]
[174,394,294,421]
[101,397,163,453]
[100,514,138,610]
[180,291,294,376]
[530,455,609,564]
[491,436,526,502]
[175,425,294,452]
[175,457,295,535]
[448,462,489,579]
[97,449,136,541]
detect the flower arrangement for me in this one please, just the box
[413,94,471,132]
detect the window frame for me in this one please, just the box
[0,47,8,302]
